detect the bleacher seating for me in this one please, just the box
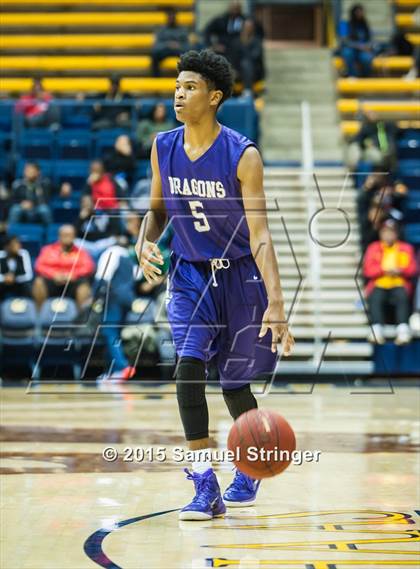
[0,297,38,374]
[395,0,420,7]
[334,56,413,72]
[45,223,62,244]
[50,197,81,224]
[0,77,178,94]
[57,130,92,160]
[0,0,193,5]
[0,55,180,75]
[55,159,91,191]
[7,223,44,257]
[395,13,419,28]
[334,0,420,375]
[335,0,420,136]
[341,119,420,136]
[0,11,194,28]
[0,0,267,96]
[0,97,259,193]
[36,297,81,378]
[337,99,420,116]
[337,78,420,94]
[0,0,416,378]
[18,128,55,159]
[0,33,156,51]
[0,0,194,96]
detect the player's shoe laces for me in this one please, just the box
[223,468,261,507]
[179,468,226,521]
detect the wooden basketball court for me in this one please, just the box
[1,382,419,568]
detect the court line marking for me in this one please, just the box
[83,508,178,569]
[83,509,420,568]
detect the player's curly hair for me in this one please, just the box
[177,49,234,106]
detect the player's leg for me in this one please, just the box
[223,382,258,420]
[167,257,225,520]
[390,286,412,345]
[97,301,135,383]
[367,287,387,344]
[222,382,263,506]
[176,355,225,520]
[32,276,52,309]
[217,255,277,506]
[176,356,210,450]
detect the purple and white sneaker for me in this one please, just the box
[179,468,226,521]
[223,469,261,507]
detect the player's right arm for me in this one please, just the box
[135,138,167,283]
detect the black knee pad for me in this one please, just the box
[223,383,257,421]
[176,357,208,440]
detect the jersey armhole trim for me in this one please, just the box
[235,142,259,188]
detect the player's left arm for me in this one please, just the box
[238,146,294,356]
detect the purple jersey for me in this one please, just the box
[156,124,255,261]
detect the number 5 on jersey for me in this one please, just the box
[189,200,210,232]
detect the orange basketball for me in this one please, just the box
[227,408,296,479]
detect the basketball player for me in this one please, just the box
[135,50,294,520]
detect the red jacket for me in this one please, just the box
[35,242,94,281]
[363,240,417,296]
[90,174,119,210]
[15,93,53,118]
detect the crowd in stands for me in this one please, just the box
[14,78,60,129]
[204,2,265,95]
[337,4,420,346]
[339,4,376,78]
[8,162,53,225]
[0,206,173,378]
[0,235,33,301]
[0,0,268,378]
[2,0,418,376]
[363,219,417,346]
[346,110,398,173]
[337,3,420,78]
[1,83,182,376]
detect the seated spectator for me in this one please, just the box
[131,177,151,211]
[124,211,142,244]
[230,18,265,96]
[347,110,397,172]
[371,181,407,225]
[151,8,189,77]
[0,183,9,223]
[76,195,122,242]
[187,31,206,52]
[136,103,176,159]
[84,160,120,210]
[104,135,136,192]
[14,77,59,128]
[204,0,245,56]
[389,30,414,57]
[92,76,132,130]
[357,173,408,249]
[363,220,417,345]
[0,236,33,300]
[94,236,137,383]
[340,4,375,77]
[59,182,73,199]
[8,162,52,225]
[33,224,94,309]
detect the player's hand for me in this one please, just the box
[259,302,295,356]
[136,239,164,283]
